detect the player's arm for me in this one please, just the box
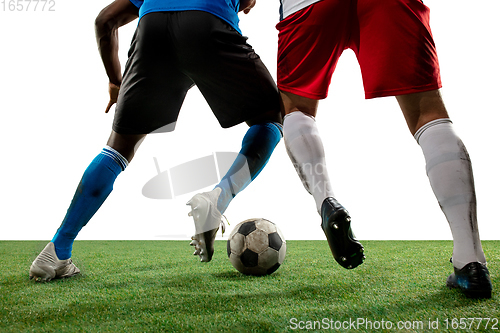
[95,0,139,113]
[239,0,256,14]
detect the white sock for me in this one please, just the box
[283,111,335,213]
[415,118,486,269]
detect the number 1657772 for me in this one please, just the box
[1,0,55,11]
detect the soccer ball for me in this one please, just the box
[227,218,286,276]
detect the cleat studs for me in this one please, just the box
[341,257,347,262]
[346,217,351,222]
[348,265,353,269]
[332,223,339,229]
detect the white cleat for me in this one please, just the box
[187,188,226,262]
[29,242,80,282]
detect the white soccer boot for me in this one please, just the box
[29,242,80,282]
[187,187,226,262]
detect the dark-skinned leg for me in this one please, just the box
[106,130,147,162]
[280,91,364,269]
[30,131,146,281]
[187,108,284,262]
[53,130,146,257]
[397,89,490,298]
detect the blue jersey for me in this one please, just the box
[129,0,241,34]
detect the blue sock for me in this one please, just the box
[52,146,128,259]
[216,122,283,213]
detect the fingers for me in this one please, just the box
[106,82,120,113]
[105,100,116,114]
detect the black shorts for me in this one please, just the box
[113,11,280,134]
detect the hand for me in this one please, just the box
[239,0,256,14]
[105,82,120,113]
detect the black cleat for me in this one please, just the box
[321,197,364,269]
[190,227,219,262]
[446,262,492,299]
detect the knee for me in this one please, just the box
[396,90,449,135]
[280,91,319,117]
[106,131,146,162]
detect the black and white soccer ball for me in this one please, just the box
[227,218,286,276]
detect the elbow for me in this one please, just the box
[95,9,118,37]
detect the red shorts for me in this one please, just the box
[276,0,442,99]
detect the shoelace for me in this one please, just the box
[220,215,230,236]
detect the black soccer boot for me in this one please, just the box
[321,197,365,269]
[190,227,219,262]
[446,262,492,299]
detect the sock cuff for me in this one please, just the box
[269,122,284,137]
[102,146,129,171]
[284,111,316,123]
[246,122,283,144]
[260,121,284,138]
[414,118,453,143]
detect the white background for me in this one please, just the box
[0,0,498,241]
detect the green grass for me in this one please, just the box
[1,241,498,332]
